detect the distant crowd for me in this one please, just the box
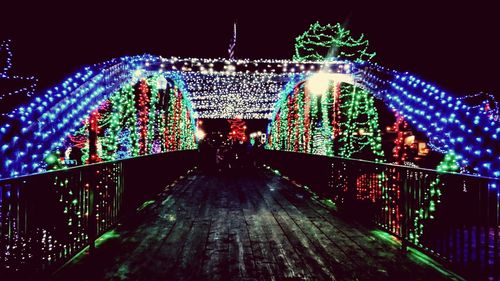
[198,137,264,173]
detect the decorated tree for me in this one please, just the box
[392,112,409,164]
[336,84,384,161]
[267,22,384,160]
[137,79,151,155]
[294,22,376,62]
[410,151,459,244]
[228,118,246,142]
[310,126,327,155]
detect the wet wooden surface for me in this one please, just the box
[53,169,460,281]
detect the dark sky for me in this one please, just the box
[1,1,498,99]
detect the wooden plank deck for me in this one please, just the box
[53,169,461,281]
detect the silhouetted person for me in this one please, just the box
[69,146,83,166]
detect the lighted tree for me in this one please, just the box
[311,126,327,155]
[411,151,459,244]
[87,109,101,163]
[228,118,246,142]
[294,22,376,62]
[337,84,384,162]
[137,79,151,155]
[391,112,408,164]
[309,84,332,155]
[101,84,139,160]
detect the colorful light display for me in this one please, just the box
[70,75,196,164]
[267,22,384,161]
[267,77,384,161]
[391,111,409,163]
[337,84,384,161]
[0,54,198,178]
[0,161,123,273]
[0,23,498,281]
[359,60,499,178]
[0,48,497,179]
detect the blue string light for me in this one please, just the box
[357,61,499,178]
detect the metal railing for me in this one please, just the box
[0,150,197,278]
[263,150,500,280]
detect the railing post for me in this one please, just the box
[346,160,357,212]
[87,169,96,254]
[400,168,408,252]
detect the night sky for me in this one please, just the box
[1,1,498,99]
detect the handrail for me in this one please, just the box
[0,150,197,277]
[269,149,499,181]
[262,150,499,280]
[0,150,196,183]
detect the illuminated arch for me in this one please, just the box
[267,61,499,178]
[267,71,384,162]
[0,55,196,178]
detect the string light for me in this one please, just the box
[294,22,376,62]
[0,51,497,179]
[391,110,409,163]
[458,92,499,121]
[267,74,384,162]
[227,119,247,141]
[1,162,123,272]
[3,23,498,276]
[0,55,198,178]
[410,151,459,244]
[183,72,292,119]
[86,75,195,163]
[0,39,13,76]
[358,60,499,178]
[0,39,38,104]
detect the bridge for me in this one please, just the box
[1,54,499,280]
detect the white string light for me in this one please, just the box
[182,72,291,119]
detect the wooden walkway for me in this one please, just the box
[54,169,460,281]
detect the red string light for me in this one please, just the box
[227,118,247,142]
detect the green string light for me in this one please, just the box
[67,76,195,164]
[410,151,459,244]
[268,81,384,162]
[294,22,376,62]
[337,84,384,162]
